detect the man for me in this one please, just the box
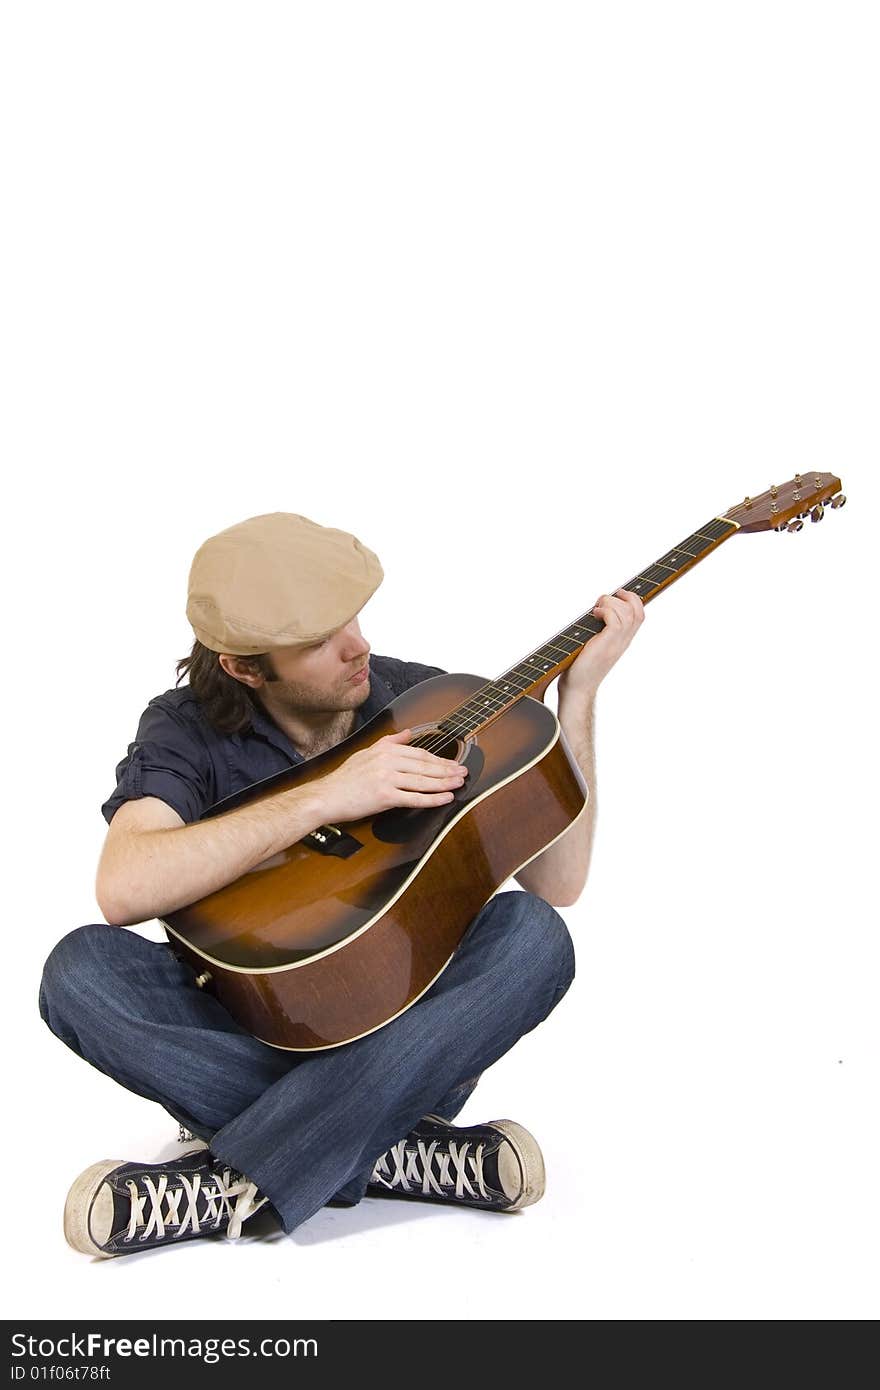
[39,511,644,1258]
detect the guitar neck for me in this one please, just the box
[439,513,740,741]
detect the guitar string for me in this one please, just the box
[411,599,625,756]
[405,523,732,756]
[412,586,634,753]
[411,622,597,761]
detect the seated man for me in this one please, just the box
[39,510,643,1257]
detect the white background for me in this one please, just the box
[2,1,877,1320]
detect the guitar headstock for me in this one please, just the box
[724,473,845,533]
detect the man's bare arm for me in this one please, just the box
[96,784,330,927]
[514,587,644,908]
[96,726,468,927]
[514,689,596,907]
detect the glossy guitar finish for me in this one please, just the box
[163,673,589,1050]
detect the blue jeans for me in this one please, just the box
[38,891,575,1233]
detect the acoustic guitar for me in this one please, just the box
[164,473,845,1050]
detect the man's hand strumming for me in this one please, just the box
[315,728,468,823]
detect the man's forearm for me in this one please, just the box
[515,687,597,907]
[98,782,330,927]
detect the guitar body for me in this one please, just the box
[163,673,589,1050]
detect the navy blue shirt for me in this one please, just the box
[101,654,447,826]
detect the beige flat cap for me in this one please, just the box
[186,512,383,655]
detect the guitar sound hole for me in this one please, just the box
[409,728,464,761]
[371,725,482,845]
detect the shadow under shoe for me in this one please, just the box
[367,1116,545,1212]
[64,1144,268,1257]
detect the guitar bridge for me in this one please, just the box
[303,823,363,858]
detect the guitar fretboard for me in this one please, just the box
[438,515,739,741]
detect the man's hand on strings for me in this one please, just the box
[557,588,645,701]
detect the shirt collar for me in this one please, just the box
[245,698,303,763]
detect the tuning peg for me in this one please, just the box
[787,518,804,532]
[810,504,825,522]
[830,493,847,509]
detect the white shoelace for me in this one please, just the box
[124,1167,267,1243]
[371,1137,491,1200]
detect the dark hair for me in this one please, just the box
[175,639,278,734]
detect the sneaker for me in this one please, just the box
[63,1143,268,1257]
[367,1116,545,1211]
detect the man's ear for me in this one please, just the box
[218,654,266,689]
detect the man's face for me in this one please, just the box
[223,616,372,713]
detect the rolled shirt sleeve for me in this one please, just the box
[99,655,447,829]
[101,700,216,826]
